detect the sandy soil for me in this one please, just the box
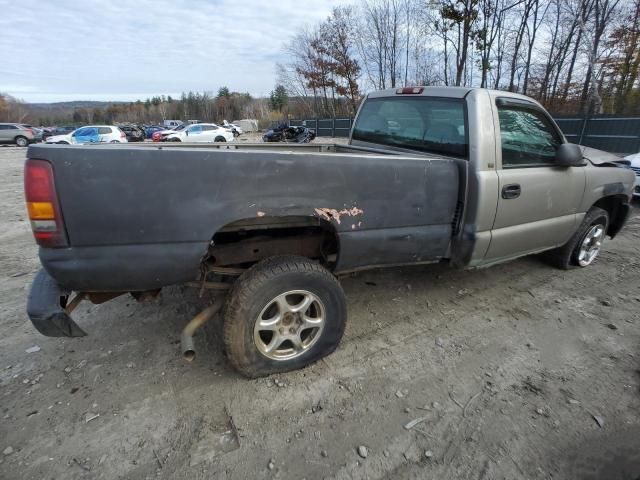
[0,144,639,480]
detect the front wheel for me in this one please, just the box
[223,256,347,378]
[15,136,28,147]
[547,207,609,269]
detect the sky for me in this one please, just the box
[0,0,345,103]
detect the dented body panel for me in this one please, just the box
[29,143,460,290]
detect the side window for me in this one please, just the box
[188,125,202,134]
[98,127,112,134]
[498,107,561,167]
[0,125,8,130]
[202,125,215,131]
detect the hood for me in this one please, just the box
[580,146,630,167]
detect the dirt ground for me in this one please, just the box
[1,144,639,480]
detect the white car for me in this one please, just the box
[624,152,640,197]
[45,125,127,144]
[222,120,243,137]
[165,123,234,143]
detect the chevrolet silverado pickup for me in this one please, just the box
[25,86,635,377]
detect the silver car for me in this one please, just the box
[0,123,36,147]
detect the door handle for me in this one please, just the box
[502,183,521,199]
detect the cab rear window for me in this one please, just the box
[352,97,467,158]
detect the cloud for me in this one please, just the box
[0,0,346,102]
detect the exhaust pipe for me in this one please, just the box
[181,304,222,362]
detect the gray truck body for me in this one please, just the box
[26,87,634,338]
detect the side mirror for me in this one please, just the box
[185,130,189,136]
[555,143,584,167]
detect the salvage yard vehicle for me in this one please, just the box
[118,124,146,142]
[223,120,243,137]
[263,124,316,143]
[45,125,127,144]
[0,123,36,147]
[164,122,235,143]
[25,86,634,378]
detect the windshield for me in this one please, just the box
[352,97,467,158]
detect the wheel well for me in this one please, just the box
[592,195,629,238]
[208,216,339,270]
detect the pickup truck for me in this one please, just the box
[25,86,635,378]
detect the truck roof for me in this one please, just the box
[367,86,539,103]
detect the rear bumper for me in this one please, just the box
[27,269,86,337]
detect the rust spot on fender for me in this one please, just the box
[314,206,363,225]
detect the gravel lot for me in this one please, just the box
[1,144,639,479]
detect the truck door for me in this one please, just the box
[484,98,586,262]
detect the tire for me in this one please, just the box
[215,136,226,142]
[109,140,119,143]
[546,207,609,270]
[223,256,347,378]
[15,136,28,147]
[170,137,181,142]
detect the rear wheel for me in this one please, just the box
[109,140,119,143]
[223,256,346,378]
[15,136,28,147]
[547,207,609,269]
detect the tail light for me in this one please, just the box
[120,131,126,138]
[24,159,68,247]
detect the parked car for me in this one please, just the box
[263,124,316,143]
[164,123,234,142]
[119,125,145,142]
[163,120,183,128]
[152,124,186,142]
[0,123,36,147]
[21,125,44,142]
[144,125,165,139]
[45,125,127,144]
[222,120,243,137]
[42,126,76,141]
[624,152,640,197]
[24,86,634,378]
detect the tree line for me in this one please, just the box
[0,88,287,127]
[277,0,640,118]
[3,0,639,126]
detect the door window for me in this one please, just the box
[187,125,202,134]
[498,106,561,167]
[98,127,112,134]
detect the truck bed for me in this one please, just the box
[28,143,463,291]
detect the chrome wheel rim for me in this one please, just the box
[253,290,325,361]
[578,224,605,266]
